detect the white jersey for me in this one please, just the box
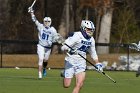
[35,21,57,47]
[62,32,98,61]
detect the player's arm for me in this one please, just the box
[61,32,78,53]
[88,43,99,63]
[28,7,40,26]
[88,39,103,72]
[51,27,59,43]
[88,38,98,62]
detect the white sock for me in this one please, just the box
[39,71,42,78]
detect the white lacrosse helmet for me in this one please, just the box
[43,17,52,27]
[81,20,95,37]
[81,20,95,31]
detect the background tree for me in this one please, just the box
[0,0,140,54]
[96,0,114,54]
[111,0,140,53]
[73,0,114,54]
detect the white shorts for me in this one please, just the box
[37,44,51,60]
[64,58,86,78]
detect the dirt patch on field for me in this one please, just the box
[1,54,126,68]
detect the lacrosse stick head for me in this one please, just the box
[138,41,140,46]
[53,33,65,44]
[129,43,140,51]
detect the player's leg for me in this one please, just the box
[72,72,86,93]
[38,64,43,79]
[42,61,48,76]
[61,61,66,77]
[72,59,86,93]
[63,60,74,88]
[37,44,45,79]
[43,48,51,76]
[63,78,72,88]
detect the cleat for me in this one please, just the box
[38,77,42,80]
[43,68,47,77]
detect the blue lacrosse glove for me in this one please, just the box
[95,63,103,73]
[68,49,77,55]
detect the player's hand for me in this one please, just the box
[28,7,34,13]
[68,49,77,55]
[95,63,103,73]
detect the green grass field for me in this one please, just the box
[0,68,140,93]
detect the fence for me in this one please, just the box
[0,40,133,70]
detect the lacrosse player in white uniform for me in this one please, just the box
[28,7,58,79]
[61,20,103,93]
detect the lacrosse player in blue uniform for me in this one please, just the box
[61,20,103,93]
[28,7,58,79]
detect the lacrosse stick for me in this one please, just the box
[54,34,116,83]
[30,0,37,8]
[129,41,140,51]
[28,0,37,13]
[53,33,65,44]
[64,43,116,83]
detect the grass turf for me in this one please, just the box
[0,68,140,93]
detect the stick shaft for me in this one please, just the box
[30,0,36,8]
[64,43,116,83]
[101,71,116,83]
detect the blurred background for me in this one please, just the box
[0,0,140,70]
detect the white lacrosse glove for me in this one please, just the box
[95,63,103,73]
[28,7,34,13]
[68,48,77,55]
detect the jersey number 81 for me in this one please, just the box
[42,33,49,40]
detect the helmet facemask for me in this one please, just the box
[84,27,95,37]
[81,20,95,37]
[43,17,52,27]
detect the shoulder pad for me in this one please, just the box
[68,32,74,37]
